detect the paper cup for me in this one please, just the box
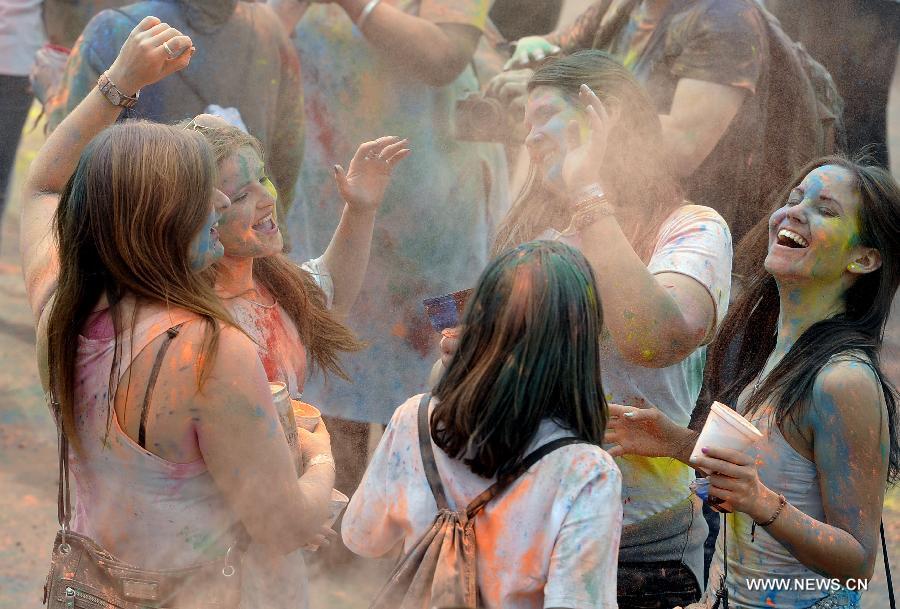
[291,399,321,432]
[689,401,763,463]
[326,489,349,528]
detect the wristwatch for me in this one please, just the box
[97,72,139,108]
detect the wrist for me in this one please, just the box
[343,202,377,220]
[750,486,783,524]
[104,65,141,97]
[305,452,336,471]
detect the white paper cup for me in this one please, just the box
[690,401,763,463]
[291,399,322,432]
[326,489,349,528]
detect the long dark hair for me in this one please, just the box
[47,121,235,448]
[492,50,682,261]
[431,241,607,478]
[703,156,900,483]
[189,122,364,379]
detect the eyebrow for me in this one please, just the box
[793,186,846,212]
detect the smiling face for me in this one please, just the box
[764,164,873,285]
[524,86,589,190]
[217,145,283,259]
[188,187,229,270]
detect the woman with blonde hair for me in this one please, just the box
[22,17,334,608]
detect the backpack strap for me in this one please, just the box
[417,393,450,510]
[465,437,589,519]
[138,324,184,449]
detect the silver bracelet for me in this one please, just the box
[356,0,382,31]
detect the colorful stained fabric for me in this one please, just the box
[71,303,311,608]
[45,0,304,215]
[567,204,732,586]
[550,0,769,242]
[703,403,862,608]
[343,394,622,609]
[287,1,509,424]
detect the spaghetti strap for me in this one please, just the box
[138,324,184,449]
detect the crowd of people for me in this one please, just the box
[3,0,900,608]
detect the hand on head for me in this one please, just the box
[106,15,195,95]
[190,113,232,129]
[561,84,614,193]
[333,136,411,215]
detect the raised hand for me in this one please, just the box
[504,36,560,70]
[333,136,410,216]
[106,15,194,95]
[561,84,614,195]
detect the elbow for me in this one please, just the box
[616,333,700,369]
[418,51,471,87]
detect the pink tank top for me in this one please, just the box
[70,305,237,569]
[71,303,311,608]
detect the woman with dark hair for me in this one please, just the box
[21,18,335,607]
[490,50,733,608]
[606,157,900,608]
[343,241,622,609]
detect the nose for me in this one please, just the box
[213,188,231,213]
[785,200,808,225]
[525,129,548,157]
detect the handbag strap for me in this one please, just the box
[884,520,896,609]
[138,324,184,448]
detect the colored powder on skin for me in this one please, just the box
[262,176,278,202]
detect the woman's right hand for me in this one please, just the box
[106,16,194,96]
[504,36,560,70]
[299,420,333,462]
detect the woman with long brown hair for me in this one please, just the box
[21,17,335,608]
[605,156,900,609]
[490,50,734,608]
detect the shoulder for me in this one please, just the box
[387,393,429,434]
[656,204,732,246]
[680,0,765,32]
[538,440,622,493]
[813,355,883,407]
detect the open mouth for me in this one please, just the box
[252,213,277,234]
[776,228,808,249]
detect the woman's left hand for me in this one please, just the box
[562,84,614,195]
[334,136,410,216]
[690,445,777,521]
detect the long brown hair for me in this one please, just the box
[702,156,900,483]
[492,50,682,261]
[47,121,235,446]
[192,123,363,379]
[432,241,607,478]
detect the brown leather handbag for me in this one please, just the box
[42,325,249,609]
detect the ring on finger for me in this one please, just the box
[162,40,178,59]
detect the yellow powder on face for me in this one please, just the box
[262,176,278,202]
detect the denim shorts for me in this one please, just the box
[617,559,702,609]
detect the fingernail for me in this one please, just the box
[333,165,339,174]
[701,447,709,454]
[623,412,635,418]
[689,456,698,465]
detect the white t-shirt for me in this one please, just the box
[0,0,44,76]
[600,204,732,525]
[342,394,623,609]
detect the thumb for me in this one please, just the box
[333,164,349,193]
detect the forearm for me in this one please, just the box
[545,0,605,53]
[26,84,124,198]
[336,0,475,86]
[320,207,376,317]
[750,491,873,581]
[266,0,310,33]
[579,216,699,367]
[659,117,704,177]
[296,462,335,524]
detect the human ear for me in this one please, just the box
[846,248,882,274]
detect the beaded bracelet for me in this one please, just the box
[751,493,787,542]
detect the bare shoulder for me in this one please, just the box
[811,355,885,428]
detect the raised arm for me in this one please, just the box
[22,17,194,321]
[563,85,725,368]
[320,137,409,316]
[268,0,484,87]
[692,362,889,581]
